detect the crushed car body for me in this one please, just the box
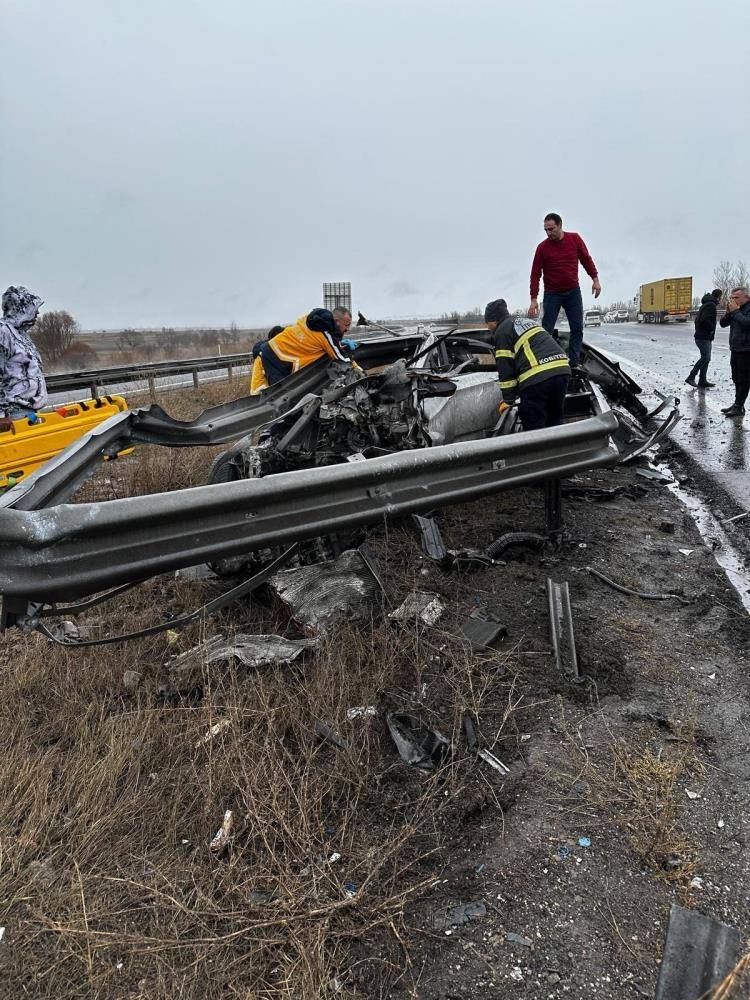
[0,324,680,631]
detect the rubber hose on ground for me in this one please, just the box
[486,531,546,560]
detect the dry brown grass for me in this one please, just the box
[553,705,703,887]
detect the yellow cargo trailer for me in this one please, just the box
[0,395,130,492]
[638,277,692,324]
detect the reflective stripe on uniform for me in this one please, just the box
[494,348,514,359]
[517,358,570,383]
[499,378,518,389]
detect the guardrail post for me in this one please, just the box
[227,364,234,380]
[148,376,157,402]
[192,371,200,389]
[544,479,563,540]
[91,382,100,400]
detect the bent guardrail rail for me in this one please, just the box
[0,412,620,619]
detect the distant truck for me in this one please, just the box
[637,277,692,324]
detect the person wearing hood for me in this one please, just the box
[0,286,47,433]
[485,299,571,431]
[253,307,357,391]
[685,288,722,388]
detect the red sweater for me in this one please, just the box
[530,232,598,298]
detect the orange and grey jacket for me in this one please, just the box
[494,317,570,404]
[259,311,348,385]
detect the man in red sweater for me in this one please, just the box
[528,212,601,367]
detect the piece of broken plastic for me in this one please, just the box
[459,607,507,650]
[388,591,445,627]
[209,809,234,853]
[433,900,487,930]
[386,712,450,771]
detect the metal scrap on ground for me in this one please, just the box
[269,548,386,636]
[386,712,451,771]
[459,606,508,651]
[388,591,445,627]
[546,578,580,681]
[169,632,318,683]
[655,904,742,1000]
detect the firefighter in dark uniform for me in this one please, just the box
[484,298,570,431]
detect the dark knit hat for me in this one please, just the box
[306,308,336,333]
[484,298,509,324]
[711,288,722,300]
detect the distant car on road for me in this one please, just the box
[584,309,602,327]
[616,310,629,323]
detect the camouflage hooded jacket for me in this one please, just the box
[0,286,47,417]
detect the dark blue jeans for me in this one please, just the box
[519,374,570,431]
[542,287,584,366]
[688,337,712,383]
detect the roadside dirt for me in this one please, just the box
[1,409,749,997]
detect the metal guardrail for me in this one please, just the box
[46,352,255,396]
[0,411,620,612]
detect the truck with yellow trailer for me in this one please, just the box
[0,395,129,492]
[637,277,692,324]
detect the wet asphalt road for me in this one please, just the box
[584,322,749,508]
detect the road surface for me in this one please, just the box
[585,321,749,507]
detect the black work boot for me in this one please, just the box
[723,405,746,417]
[697,380,715,388]
[685,376,697,386]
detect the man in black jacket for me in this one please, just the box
[485,298,570,431]
[685,288,722,388]
[719,286,750,418]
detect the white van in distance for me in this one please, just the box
[584,309,602,327]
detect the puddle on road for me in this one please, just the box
[655,463,750,615]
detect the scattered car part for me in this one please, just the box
[314,721,348,750]
[588,567,694,605]
[579,342,648,420]
[546,579,580,681]
[412,513,448,562]
[269,547,386,636]
[655,904,742,1000]
[385,712,450,771]
[636,467,673,484]
[433,901,487,931]
[388,592,445,628]
[459,607,507,651]
[486,531,546,560]
[462,711,510,775]
[169,632,317,685]
[209,809,235,854]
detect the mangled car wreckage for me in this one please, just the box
[0,325,680,636]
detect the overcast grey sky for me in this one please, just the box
[1,0,748,328]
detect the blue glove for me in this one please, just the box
[340,338,357,351]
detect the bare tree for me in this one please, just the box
[115,328,146,353]
[32,310,79,363]
[161,327,180,351]
[712,259,749,307]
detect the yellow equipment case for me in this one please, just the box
[0,395,129,491]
